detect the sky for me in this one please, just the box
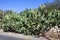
[0,0,54,12]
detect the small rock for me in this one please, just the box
[0,29,4,32]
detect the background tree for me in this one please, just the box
[45,0,60,9]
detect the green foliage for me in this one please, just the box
[0,5,60,36]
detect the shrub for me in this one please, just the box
[0,5,60,36]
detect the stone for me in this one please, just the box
[44,26,60,40]
[0,29,4,32]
